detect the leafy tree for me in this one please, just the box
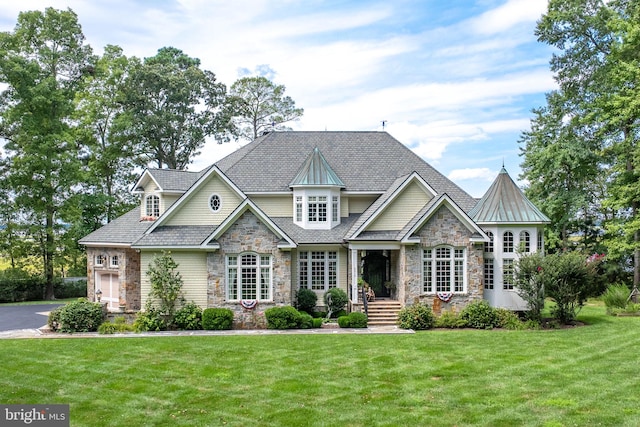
[125,47,228,169]
[227,76,303,141]
[146,251,185,326]
[515,251,547,322]
[0,7,92,298]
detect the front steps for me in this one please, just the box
[366,299,402,326]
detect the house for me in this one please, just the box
[79,131,549,326]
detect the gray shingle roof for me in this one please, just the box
[132,225,218,247]
[145,168,204,192]
[271,215,360,244]
[469,167,550,224]
[216,131,477,211]
[79,208,154,246]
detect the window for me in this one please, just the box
[332,196,339,222]
[519,231,530,252]
[226,253,272,301]
[308,196,327,222]
[503,259,514,290]
[503,231,514,253]
[299,251,337,291]
[95,255,106,267]
[423,246,466,293]
[110,256,119,268]
[295,196,303,222]
[484,258,494,289]
[484,231,494,253]
[537,231,544,252]
[209,194,221,212]
[145,195,160,217]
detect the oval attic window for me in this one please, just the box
[209,194,221,212]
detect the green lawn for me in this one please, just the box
[1,304,638,427]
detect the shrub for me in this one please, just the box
[99,317,134,334]
[47,306,63,331]
[51,298,105,333]
[146,251,185,326]
[0,269,47,302]
[337,315,350,328]
[435,310,467,328]
[312,317,324,328]
[202,308,234,330]
[515,252,546,322]
[397,303,435,330]
[495,308,525,330]
[54,279,87,299]
[324,288,348,317]
[174,302,203,330]
[299,311,314,329]
[133,304,166,332]
[602,284,630,312]
[98,322,118,334]
[347,312,368,328]
[264,306,302,329]
[460,300,498,329]
[296,288,318,314]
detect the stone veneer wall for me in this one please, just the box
[86,247,141,311]
[207,210,292,328]
[402,206,484,314]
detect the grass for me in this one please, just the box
[0,304,639,426]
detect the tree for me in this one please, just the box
[227,76,303,141]
[0,8,92,298]
[125,47,228,169]
[146,251,185,327]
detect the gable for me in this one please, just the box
[367,181,433,231]
[165,174,243,226]
[416,205,476,246]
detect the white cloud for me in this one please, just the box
[468,0,548,35]
[448,167,497,182]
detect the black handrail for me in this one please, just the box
[361,286,368,315]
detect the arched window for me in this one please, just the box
[503,231,514,253]
[519,231,531,252]
[484,231,494,253]
[145,195,160,218]
[226,252,272,301]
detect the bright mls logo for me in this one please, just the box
[1,405,69,426]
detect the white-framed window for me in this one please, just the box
[503,259,515,290]
[209,194,221,212]
[110,255,119,268]
[332,196,339,222]
[519,231,530,252]
[295,196,303,222]
[537,231,544,252]
[226,253,272,301]
[484,231,494,253]
[95,254,106,267]
[308,196,327,222]
[299,251,337,291]
[503,231,514,253]
[145,195,160,217]
[484,258,494,290]
[423,246,466,294]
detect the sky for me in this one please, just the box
[0,0,557,198]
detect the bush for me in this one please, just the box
[133,304,166,332]
[264,306,302,329]
[347,312,368,328]
[47,306,63,331]
[435,310,467,328]
[174,302,203,330]
[312,317,324,328]
[337,315,350,328]
[602,284,630,312]
[397,303,435,330]
[202,308,234,330]
[299,311,314,329]
[50,298,105,333]
[495,308,525,330]
[0,269,47,302]
[98,317,134,334]
[296,288,318,314]
[324,288,348,317]
[460,300,498,329]
[54,279,87,299]
[98,322,118,334]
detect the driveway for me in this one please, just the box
[0,304,63,332]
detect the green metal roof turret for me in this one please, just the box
[290,147,345,187]
[468,167,550,223]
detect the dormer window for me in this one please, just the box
[293,190,341,229]
[308,196,327,222]
[145,195,160,218]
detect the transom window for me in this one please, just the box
[145,195,160,217]
[209,194,221,212]
[423,246,466,294]
[299,251,337,291]
[503,231,514,253]
[227,253,272,301]
[519,231,530,252]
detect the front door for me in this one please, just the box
[363,251,390,298]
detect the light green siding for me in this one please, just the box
[165,175,242,226]
[348,195,377,214]
[140,251,208,309]
[251,195,292,217]
[368,182,432,231]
